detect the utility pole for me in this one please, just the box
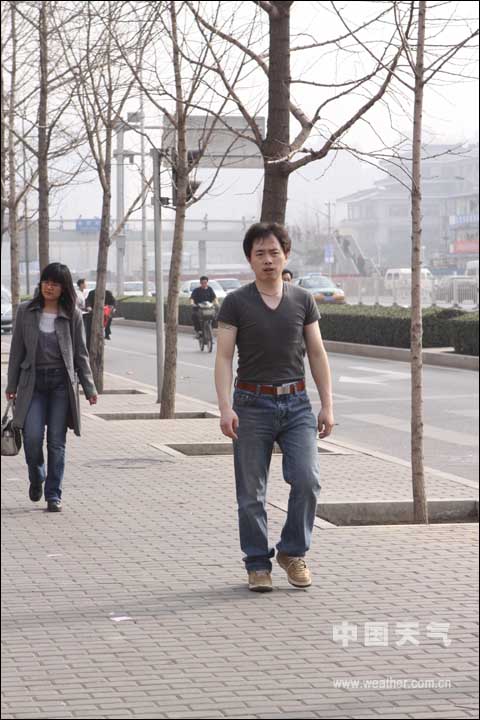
[140,87,148,297]
[325,201,333,276]
[152,148,165,403]
[115,123,126,297]
[21,117,30,295]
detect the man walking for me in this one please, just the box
[215,222,334,592]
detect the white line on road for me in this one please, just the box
[338,376,383,385]
[448,409,479,419]
[348,365,411,379]
[106,345,214,372]
[344,413,478,448]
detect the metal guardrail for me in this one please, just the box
[341,275,479,308]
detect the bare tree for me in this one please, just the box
[2,2,37,313]
[394,2,478,523]
[55,0,153,391]
[345,2,478,524]
[187,1,408,223]
[12,1,92,272]
[116,0,251,416]
[410,0,428,524]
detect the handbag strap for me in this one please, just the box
[2,400,13,426]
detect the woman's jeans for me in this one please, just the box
[23,368,70,502]
[233,388,321,572]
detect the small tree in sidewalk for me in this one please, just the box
[118,0,250,417]
[395,1,478,523]
[55,0,152,392]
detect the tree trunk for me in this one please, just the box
[37,1,49,272]
[160,0,187,418]
[89,187,111,394]
[260,1,291,224]
[8,4,20,317]
[160,196,186,418]
[410,1,428,524]
[1,61,6,251]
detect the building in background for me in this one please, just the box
[338,144,479,274]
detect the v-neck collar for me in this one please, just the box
[254,281,286,312]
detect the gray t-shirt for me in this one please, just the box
[217,281,320,384]
[36,312,64,368]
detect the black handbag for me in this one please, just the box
[1,401,22,456]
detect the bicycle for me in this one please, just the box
[196,301,215,352]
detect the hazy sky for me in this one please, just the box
[53,1,479,229]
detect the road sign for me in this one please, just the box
[75,218,101,233]
[162,115,265,169]
[324,243,335,264]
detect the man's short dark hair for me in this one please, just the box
[77,278,86,288]
[200,275,208,282]
[243,222,291,259]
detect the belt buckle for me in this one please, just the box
[275,383,292,396]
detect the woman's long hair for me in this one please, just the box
[29,263,78,318]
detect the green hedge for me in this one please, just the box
[117,297,214,325]
[116,300,474,352]
[317,305,465,349]
[117,296,157,321]
[448,313,479,356]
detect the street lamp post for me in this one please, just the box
[115,123,126,297]
[151,148,165,403]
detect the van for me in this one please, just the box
[465,260,479,278]
[384,267,432,289]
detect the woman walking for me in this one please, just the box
[5,263,97,512]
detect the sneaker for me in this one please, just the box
[29,481,43,502]
[47,500,62,513]
[247,570,273,593]
[276,553,312,588]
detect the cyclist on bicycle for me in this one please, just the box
[190,276,219,338]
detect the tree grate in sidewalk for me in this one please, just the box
[82,455,174,468]
[95,411,218,420]
[317,499,479,526]
[160,442,352,457]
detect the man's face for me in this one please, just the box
[200,279,208,289]
[80,281,86,291]
[249,234,289,281]
[282,272,292,283]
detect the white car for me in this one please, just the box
[1,286,13,334]
[121,281,155,297]
[179,279,226,300]
[213,278,242,294]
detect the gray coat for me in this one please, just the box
[6,302,97,436]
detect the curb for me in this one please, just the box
[114,318,479,370]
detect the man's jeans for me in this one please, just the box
[23,368,70,502]
[233,388,321,572]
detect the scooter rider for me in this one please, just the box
[190,276,219,337]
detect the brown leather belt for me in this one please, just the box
[235,379,306,396]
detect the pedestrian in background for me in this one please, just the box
[86,287,116,340]
[75,278,87,310]
[5,262,97,512]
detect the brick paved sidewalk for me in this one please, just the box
[1,362,478,719]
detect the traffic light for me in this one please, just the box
[170,149,202,206]
[171,150,178,207]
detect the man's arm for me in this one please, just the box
[304,321,335,438]
[214,322,239,439]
